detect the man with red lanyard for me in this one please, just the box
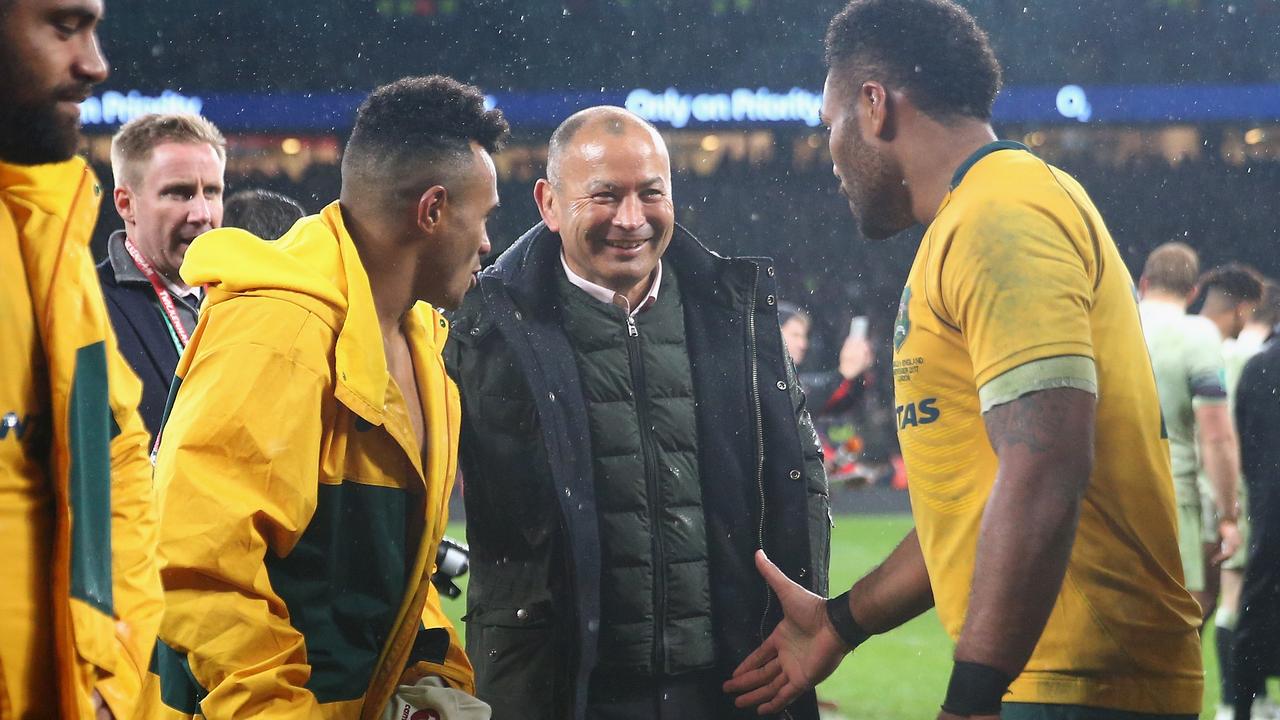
[97,113,226,442]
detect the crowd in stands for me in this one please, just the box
[88,148,1280,466]
[99,0,1277,95]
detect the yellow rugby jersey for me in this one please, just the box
[894,142,1203,713]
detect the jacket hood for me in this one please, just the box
[0,157,100,223]
[182,203,347,322]
[181,200,450,424]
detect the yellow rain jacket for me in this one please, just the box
[140,201,473,719]
[0,158,163,719]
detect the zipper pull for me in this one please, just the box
[626,315,639,338]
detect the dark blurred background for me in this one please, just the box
[81,0,1280,462]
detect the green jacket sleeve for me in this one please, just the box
[94,293,165,718]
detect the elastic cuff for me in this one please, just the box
[824,590,871,651]
[940,661,1012,717]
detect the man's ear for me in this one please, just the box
[860,81,896,142]
[533,178,561,233]
[417,185,448,234]
[114,185,135,225]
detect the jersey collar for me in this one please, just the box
[950,140,1031,189]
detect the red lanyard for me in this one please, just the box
[123,238,191,347]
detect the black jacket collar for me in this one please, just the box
[106,229,151,286]
[488,222,753,317]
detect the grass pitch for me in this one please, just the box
[446,513,1235,718]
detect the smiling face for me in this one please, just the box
[115,141,225,285]
[821,70,915,241]
[536,120,674,303]
[0,0,108,164]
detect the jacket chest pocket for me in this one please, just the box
[478,393,537,437]
[465,601,565,720]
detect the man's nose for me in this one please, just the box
[613,194,646,231]
[188,196,213,226]
[75,33,109,85]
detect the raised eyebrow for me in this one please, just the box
[639,177,666,189]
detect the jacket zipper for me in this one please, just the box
[624,311,666,673]
[747,266,769,641]
[747,270,793,720]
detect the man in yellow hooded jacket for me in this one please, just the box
[1,1,164,717]
[139,76,507,719]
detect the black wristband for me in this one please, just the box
[824,590,871,650]
[940,661,1013,717]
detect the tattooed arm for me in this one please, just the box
[955,387,1096,677]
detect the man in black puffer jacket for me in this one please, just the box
[444,106,830,720]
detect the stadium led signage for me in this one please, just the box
[623,87,825,128]
[81,84,1280,133]
[80,90,204,126]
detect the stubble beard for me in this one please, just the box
[0,49,85,165]
[847,135,915,241]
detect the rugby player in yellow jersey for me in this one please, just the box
[725,1,1204,719]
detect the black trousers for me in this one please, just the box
[1232,481,1280,720]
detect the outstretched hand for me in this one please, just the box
[722,550,852,715]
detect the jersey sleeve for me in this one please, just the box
[1185,320,1227,406]
[935,197,1098,402]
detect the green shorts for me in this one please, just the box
[1196,471,1252,572]
[1002,702,1197,720]
[1177,502,1205,593]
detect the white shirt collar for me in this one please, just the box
[163,275,202,303]
[560,251,662,317]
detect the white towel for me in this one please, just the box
[381,677,492,720]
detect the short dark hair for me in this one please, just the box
[342,75,509,201]
[825,0,1002,121]
[222,189,306,240]
[1254,280,1280,328]
[1199,263,1264,305]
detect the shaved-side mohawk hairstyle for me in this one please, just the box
[344,75,508,174]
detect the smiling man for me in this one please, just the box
[724,1,1204,719]
[97,113,226,442]
[445,106,830,719]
